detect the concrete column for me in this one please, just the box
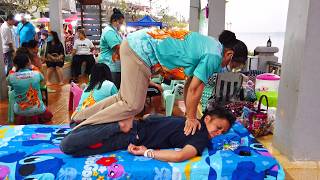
[49,0,64,43]
[208,0,225,38]
[0,34,8,100]
[273,0,320,160]
[189,0,200,32]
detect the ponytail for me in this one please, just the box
[219,30,248,64]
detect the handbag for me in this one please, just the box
[246,95,273,137]
[46,53,64,63]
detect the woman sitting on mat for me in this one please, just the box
[7,49,52,124]
[71,63,118,128]
[61,106,235,162]
[71,29,247,136]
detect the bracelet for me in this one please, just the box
[144,149,154,158]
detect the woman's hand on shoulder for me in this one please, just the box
[184,117,201,136]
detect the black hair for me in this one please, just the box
[201,105,236,128]
[26,40,38,49]
[85,63,113,92]
[219,30,248,64]
[21,42,29,48]
[16,47,33,62]
[13,48,30,72]
[110,8,124,23]
[6,14,14,21]
[39,24,45,29]
[78,29,86,38]
[50,31,61,44]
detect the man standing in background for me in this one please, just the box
[0,14,15,74]
[16,13,36,47]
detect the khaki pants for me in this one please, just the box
[72,40,151,129]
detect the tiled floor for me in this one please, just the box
[1,82,319,180]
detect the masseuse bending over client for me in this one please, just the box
[71,29,247,136]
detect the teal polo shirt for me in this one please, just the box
[98,25,122,72]
[127,29,223,84]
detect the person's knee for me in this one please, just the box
[60,136,77,155]
[129,102,145,114]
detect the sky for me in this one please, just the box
[225,0,289,32]
[129,0,289,33]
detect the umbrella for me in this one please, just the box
[64,15,94,22]
[32,17,50,23]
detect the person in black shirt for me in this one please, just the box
[45,31,65,86]
[60,106,235,162]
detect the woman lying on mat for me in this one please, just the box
[70,63,118,128]
[60,106,235,162]
[7,49,53,124]
[70,29,247,137]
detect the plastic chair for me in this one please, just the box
[162,82,184,116]
[214,72,243,105]
[68,82,83,112]
[8,86,15,123]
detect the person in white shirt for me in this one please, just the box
[71,29,95,82]
[0,14,16,74]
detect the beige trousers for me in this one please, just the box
[72,40,151,129]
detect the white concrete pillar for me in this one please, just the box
[0,34,8,100]
[189,0,200,32]
[208,0,225,38]
[273,0,320,160]
[49,0,64,42]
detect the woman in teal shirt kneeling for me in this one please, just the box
[72,30,248,135]
[98,8,124,89]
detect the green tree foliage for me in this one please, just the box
[1,0,48,15]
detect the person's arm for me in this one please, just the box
[72,41,77,56]
[104,30,121,62]
[60,43,66,58]
[149,80,163,92]
[128,144,198,162]
[89,40,95,53]
[111,45,120,62]
[184,77,204,136]
[183,76,192,104]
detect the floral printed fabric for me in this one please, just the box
[0,123,284,180]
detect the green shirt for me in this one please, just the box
[127,29,223,83]
[99,25,122,72]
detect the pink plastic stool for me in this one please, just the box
[69,82,83,112]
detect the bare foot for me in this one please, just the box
[118,118,134,133]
